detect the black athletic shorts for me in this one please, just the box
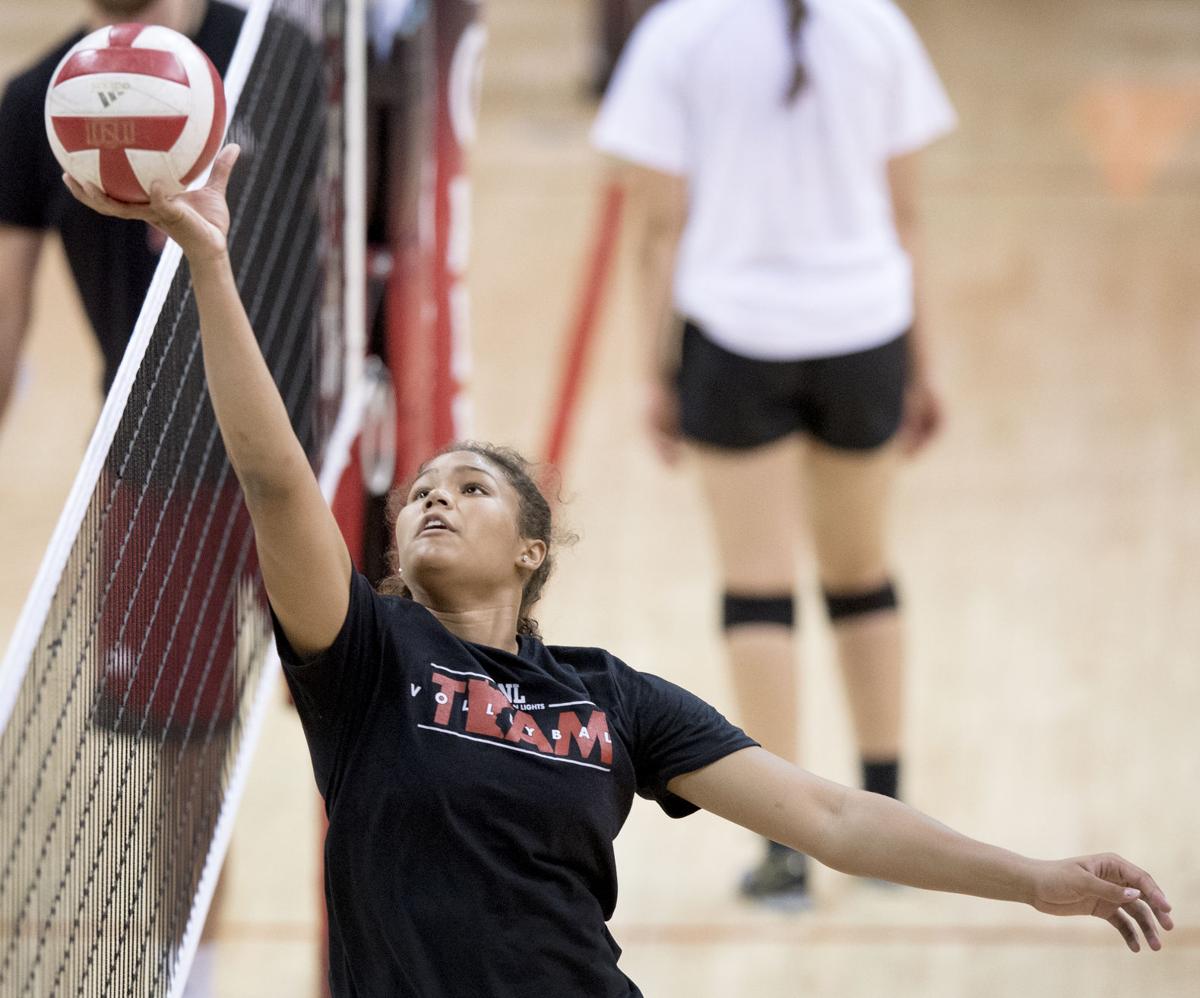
[677,320,910,451]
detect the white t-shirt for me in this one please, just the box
[592,0,957,361]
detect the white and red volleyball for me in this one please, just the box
[44,24,226,204]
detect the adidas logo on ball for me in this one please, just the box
[96,86,129,109]
[44,23,227,204]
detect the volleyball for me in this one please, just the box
[44,23,226,204]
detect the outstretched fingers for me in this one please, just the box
[1102,856,1174,931]
[1134,878,1172,931]
[65,168,231,261]
[63,174,152,221]
[1107,900,1166,954]
[207,144,241,196]
[1107,908,1142,953]
[148,181,188,227]
[1126,899,1164,951]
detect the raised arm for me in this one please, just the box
[0,224,43,426]
[65,148,351,659]
[669,747,1174,953]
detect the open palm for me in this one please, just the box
[63,144,240,264]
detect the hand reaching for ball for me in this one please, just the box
[64,143,240,266]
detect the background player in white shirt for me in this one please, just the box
[594,0,957,904]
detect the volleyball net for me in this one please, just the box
[0,0,477,993]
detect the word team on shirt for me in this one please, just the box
[413,664,614,771]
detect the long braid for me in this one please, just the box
[784,0,809,102]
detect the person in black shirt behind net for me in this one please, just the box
[0,0,244,423]
[65,151,1176,997]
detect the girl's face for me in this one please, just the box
[394,451,542,604]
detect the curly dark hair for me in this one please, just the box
[378,442,568,640]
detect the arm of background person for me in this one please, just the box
[669,746,1175,953]
[65,149,352,660]
[889,150,943,455]
[0,224,44,427]
[614,161,688,463]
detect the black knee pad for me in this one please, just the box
[722,593,796,630]
[823,580,898,622]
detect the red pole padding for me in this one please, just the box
[542,182,625,470]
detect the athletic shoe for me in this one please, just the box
[739,846,813,912]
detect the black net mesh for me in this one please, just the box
[0,0,347,993]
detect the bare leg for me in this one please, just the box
[693,434,815,903]
[691,434,804,761]
[807,440,904,769]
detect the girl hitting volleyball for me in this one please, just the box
[594,0,955,903]
[63,148,1173,995]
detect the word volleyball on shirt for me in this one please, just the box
[414,665,614,770]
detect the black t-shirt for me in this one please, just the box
[0,1,245,393]
[274,571,758,998]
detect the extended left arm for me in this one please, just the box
[669,747,1174,952]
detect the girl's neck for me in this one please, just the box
[417,592,522,654]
